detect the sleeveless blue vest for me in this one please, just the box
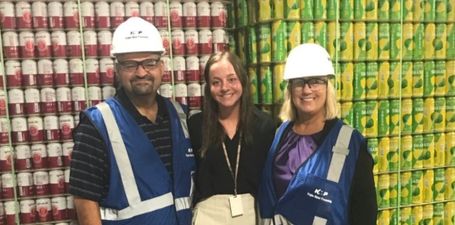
[258,119,364,225]
[85,98,195,225]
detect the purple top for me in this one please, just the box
[273,129,318,199]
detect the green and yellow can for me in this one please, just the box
[402,23,414,60]
[248,66,259,104]
[339,22,354,61]
[313,0,327,19]
[446,167,455,199]
[447,97,455,131]
[378,62,390,99]
[389,173,398,206]
[340,0,353,20]
[423,133,435,168]
[448,23,455,58]
[401,61,413,98]
[401,135,413,170]
[300,0,313,19]
[378,174,390,208]
[327,0,337,19]
[353,22,366,60]
[448,60,455,95]
[389,99,401,135]
[287,21,301,51]
[237,29,247,62]
[378,100,390,136]
[314,21,327,48]
[390,209,399,225]
[235,0,249,25]
[434,60,446,96]
[424,61,435,97]
[366,62,378,99]
[377,210,390,225]
[413,23,425,60]
[423,169,435,203]
[340,62,354,101]
[412,98,424,134]
[259,24,272,63]
[412,206,424,225]
[412,61,424,97]
[326,22,337,59]
[272,64,286,104]
[400,172,412,205]
[285,0,300,19]
[247,27,257,64]
[433,203,444,225]
[412,170,424,203]
[272,0,284,19]
[354,101,367,134]
[378,137,389,172]
[424,23,436,59]
[377,0,389,20]
[434,168,446,201]
[354,0,366,20]
[402,0,413,21]
[389,0,401,21]
[446,132,455,166]
[423,97,435,132]
[434,97,446,132]
[434,132,446,166]
[368,137,378,173]
[365,0,377,20]
[365,101,378,137]
[389,62,401,98]
[247,1,258,24]
[434,0,447,20]
[422,204,434,225]
[445,202,455,225]
[390,23,401,60]
[272,21,287,62]
[365,22,378,60]
[413,134,424,169]
[258,0,272,22]
[259,65,273,104]
[400,207,412,225]
[435,23,447,59]
[388,136,399,171]
[300,21,314,44]
[413,0,425,21]
[353,63,366,100]
[448,0,455,21]
[341,101,354,126]
[424,0,436,21]
[378,23,390,60]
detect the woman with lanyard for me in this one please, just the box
[188,51,276,224]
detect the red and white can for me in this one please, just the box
[35,198,51,222]
[97,30,112,57]
[4,201,17,225]
[22,59,38,87]
[186,56,201,82]
[175,83,188,105]
[86,58,100,85]
[125,1,140,17]
[37,59,54,87]
[15,145,32,171]
[159,29,171,55]
[19,31,35,58]
[44,115,60,142]
[67,31,82,57]
[31,144,48,169]
[17,172,34,196]
[40,87,57,114]
[11,117,29,143]
[197,1,211,28]
[0,202,5,225]
[2,174,14,199]
[72,87,87,111]
[19,199,36,224]
[154,1,168,28]
[51,197,67,220]
[198,29,213,55]
[8,88,25,116]
[66,195,75,220]
[95,1,110,29]
[47,142,62,168]
[81,1,95,29]
[53,59,70,86]
[0,146,12,171]
[32,1,48,29]
[0,119,10,147]
[173,56,186,82]
[172,30,186,55]
[88,86,102,106]
[15,1,32,29]
[62,142,73,167]
[0,90,7,116]
[199,55,211,78]
[24,88,41,115]
[170,1,183,28]
[49,169,65,194]
[69,58,84,86]
[140,2,155,24]
[100,58,115,85]
[2,31,19,58]
[28,116,44,143]
[159,83,173,98]
[48,1,64,29]
[56,87,72,114]
[110,1,125,28]
[102,86,116,100]
[59,115,74,140]
[34,171,50,196]
[64,168,70,195]
[51,31,67,57]
[213,29,228,52]
[211,1,227,28]
[84,30,98,57]
[183,2,197,28]
[161,56,171,83]
[63,1,79,29]
[5,60,22,87]
[35,31,52,57]
[185,30,199,55]
[0,2,16,29]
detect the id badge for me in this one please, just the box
[229,195,244,217]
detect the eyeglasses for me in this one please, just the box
[117,58,161,73]
[290,77,328,89]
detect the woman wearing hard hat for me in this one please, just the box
[257,43,377,225]
[188,51,275,224]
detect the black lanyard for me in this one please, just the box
[221,133,242,196]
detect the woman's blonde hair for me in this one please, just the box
[278,79,338,122]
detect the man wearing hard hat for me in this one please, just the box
[257,43,377,225]
[69,17,195,225]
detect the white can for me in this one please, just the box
[4,201,17,225]
[15,145,32,171]
[49,169,65,194]
[100,58,115,85]
[35,30,52,57]
[97,30,112,57]
[28,116,45,143]
[53,58,70,86]
[0,90,7,116]
[140,2,155,24]
[48,1,64,29]
[199,55,211,78]
[159,83,173,99]
[17,172,34,197]
[47,142,62,168]
[186,56,201,82]
[19,199,35,224]
[32,1,48,29]
[51,30,67,57]
[213,28,228,53]
[56,87,73,114]
[31,144,48,169]
[110,1,125,28]
[0,146,12,171]
[69,58,83,86]
[2,174,14,199]
[35,198,51,222]
[0,2,16,29]
[159,29,171,55]
[15,1,32,29]
[24,87,41,115]
[44,115,60,142]
[64,168,70,195]
[66,195,76,219]
[51,196,67,220]
[185,30,199,55]
[34,171,50,196]
[85,58,100,85]
[40,87,57,114]
[125,1,140,17]
[63,1,80,29]
[21,59,38,87]
[81,1,95,28]
[19,31,35,58]
[198,29,213,55]
[62,142,74,167]
[154,1,168,28]
[197,1,211,28]
[188,83,202,109]
[211,1,227,28]
[72,86,87,111]
[95,1,110,28]
[83,30,98,57]
[37,59,54,87]
[66,30,82,57]
[175,83,188,105]
[8,88,25,116]
[172,29,186,55]
[173,56,186,83]
[161,56,171,83]
[2,31,19,58]
[183,2,197,28]
[59,115,74,140]
[170,1,183,28]
[0,118,9,146]
[88,86,102,106]
[102,86,116,100]
[11,117,29,144]
[5,60,22,87]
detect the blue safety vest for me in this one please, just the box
[258,119,363,225]
[85,98,195,225]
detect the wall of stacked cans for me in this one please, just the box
[0,0,229,224]
[233,0,455,224]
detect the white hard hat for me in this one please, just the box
[284,43,335,80]
[111,17,165,55]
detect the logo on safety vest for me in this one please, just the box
[307,188,332,204]
[186,148,194,157]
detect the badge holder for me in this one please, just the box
[229,195,244,217]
